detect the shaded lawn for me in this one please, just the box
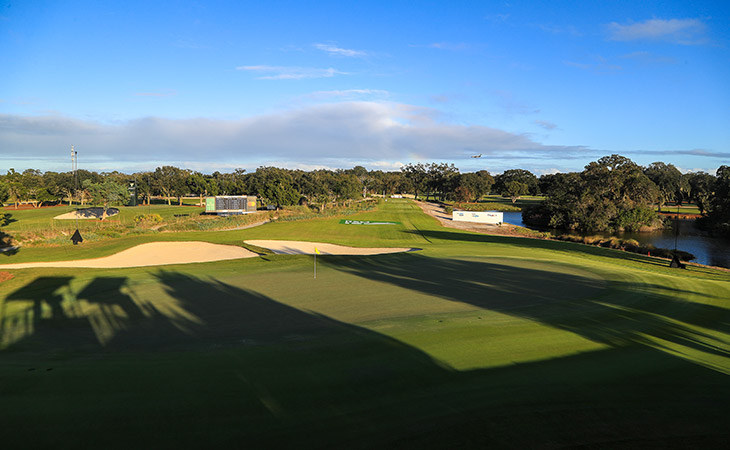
[1,198,729,448]
[1,251,729,448]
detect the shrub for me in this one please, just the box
[134,214,163,226]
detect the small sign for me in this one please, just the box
[71,229,83,245]
[339,220,401,225]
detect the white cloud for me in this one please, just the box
[313,43,367,57]
[606,18,707,45]
[534,120,557,130]
[307,89,390,100]
[0,104,589,172]
[237,65,346,80]
[536,168,562,176]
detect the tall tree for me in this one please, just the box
[524,155,659,232]
[152,166,189,205]
[644,162,682,211]
[686,171,715,214]
[250,167,300,208]
[494,169,539,198]
[707,165,730,230]
[457,171,494,202]
[0,179,9,204]
[401,163,428,200]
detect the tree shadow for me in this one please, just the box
[327,253,730,368]
[1,270,729,448]
[2,276,95,350]
[0,213,18,255]
[0,213,17,226]
[404,228,665,267]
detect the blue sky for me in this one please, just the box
[1,0,728,175]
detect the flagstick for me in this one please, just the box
[314,251,317,279]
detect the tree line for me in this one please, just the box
[525,155,729,233]
[1,155,728,233]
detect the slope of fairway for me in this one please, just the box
[1,198,728,449]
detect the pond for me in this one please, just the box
[502,211,730,269]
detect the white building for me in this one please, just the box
[452,210,503,225]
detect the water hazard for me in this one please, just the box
[502,211,730,269]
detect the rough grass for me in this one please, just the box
[0,198,728,449]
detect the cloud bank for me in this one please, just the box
[0,102,590,172]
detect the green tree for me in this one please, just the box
[333,172,361,202]
[5,169,26,207]
[503,180,529,204]
[133,172,154,205]
[297,170,335,209]
[686,171,715,214]
[251,167,300,208]
[644,162,682,211]
[524,155,660,232]
[494,169,539,197]
[186,171,211,205]
[82,179,129,209]
[459,170,494,202]
[707,165,730,230]
[42,171,75,205]
[0,179,9,204]
[152,166,189,205]
[426,162,460,201]
[401,163,428,200]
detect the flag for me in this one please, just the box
[315,247,320,254]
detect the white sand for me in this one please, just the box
[0,242,259,269]
[54,208,119,220]
[245,240,414,255]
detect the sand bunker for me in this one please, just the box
[0,242,258,269]
[245,240,415,255]
[54,207,119,220]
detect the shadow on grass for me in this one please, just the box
[1,268,729,448]
[1,213,18,255]
[328,253,730,365]
[404,228,672,267]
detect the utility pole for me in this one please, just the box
[70,146,83,244]
[71,146,78,205]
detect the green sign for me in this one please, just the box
[339,220,400,225]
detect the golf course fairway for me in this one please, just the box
[1,199,728,448]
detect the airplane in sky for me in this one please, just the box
[471,154,482,158]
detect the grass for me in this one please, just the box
[1,198,729,448]
[481,194,545,209]
[654,202,703,215]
